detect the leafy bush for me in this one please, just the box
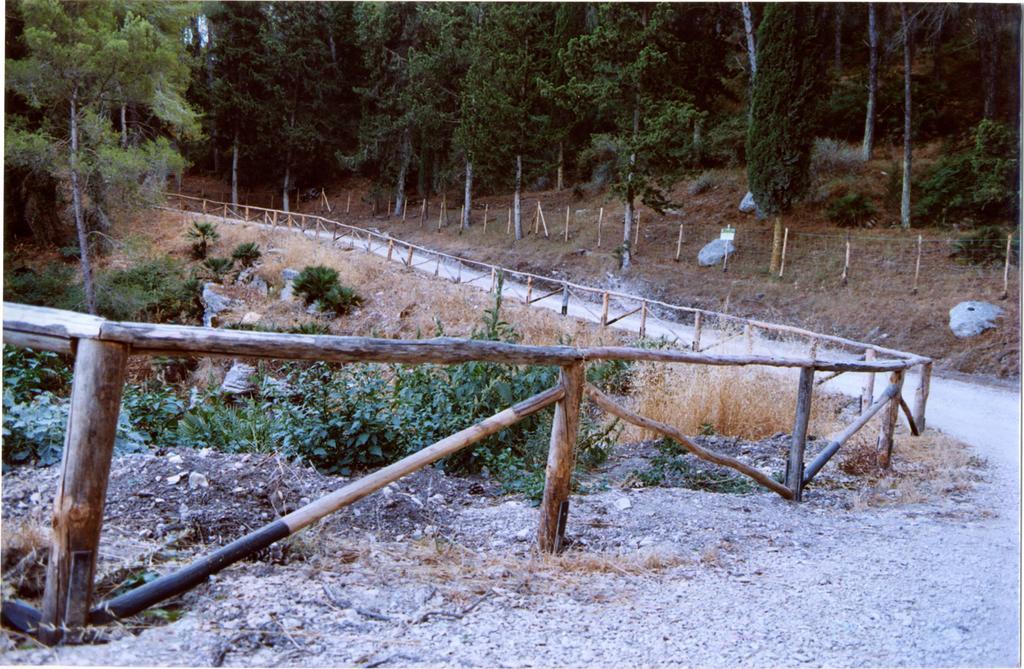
[687,172,718,196]
[703,112,747,167]
[2,347,72,402]
[293,265,362,316]
[825,191,877,227]
[3,262,83,310]
[231,242,261,268]
[186,221,220,259]
[915,120,1019,227]
[811,138,864,178]
[201,257,234,281]
[951,225,1018,265]
[95,258,202,322]
[587,359,634,395]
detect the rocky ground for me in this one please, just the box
[1,420,1016,667]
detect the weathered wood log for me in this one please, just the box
[88,385,564,625]
[639,301,648,338]
[898,395,919,436]
[538,364,584,553]
[912,234,922,294]
[564,205,570,242]
[525,276,533,304]
[38,340,129,645]
[912,360,931,432]
[600,292,609,326]
[604,305,642,327]
[692,312,703,351]
[876,370,905,468]
[861,348,877,414]
[802,382,900,486]
[675,224,683,261]
[585,385,793,500]
[3,303,104,341]
[2,330,73,354]
[779,227,789,277]
[528,287,562,306]
[560,284,570,316]
[597,207,604,248]
[785,367,815,501]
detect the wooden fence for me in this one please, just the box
[2,300,927,644]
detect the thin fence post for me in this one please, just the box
[346,193,351,214]
[639,301,648,338]
[912,361,932,432]
[692,312,702,351]
[39,339,129,645]
[202,199,207,214]
[876,370,905,468]
[434,256,441,277]
[506,207,512,235]
[601,292,609,327]
[861,348,877,414]
[564,206,570,243]
[841,233,850,286]
[560,283,570,316]
[402,201,407,223]
[537,362,584,553]
[597,207,604,248]
[489,267,496,293]
[786,367,815,502]
[779,228,789,278]
[744,324,753,354]
[633,210,640,252]
[223,202,228,218]
[405,245,414,268]
[912,234,922,295]
[525,276,533,304]
[386,239,394,262]
[675,224,684,262]
[483,203,489,233]
[1002,232,1013,300]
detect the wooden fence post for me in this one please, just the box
[223,202,228,218]
[525,277,533,304]
[405,245,414,268]
[876,370,905,468]
[202,199,207,214]
[779,228,789,278]
[633,210,640,252]
[675,224,684,262]
[692,312,702,351]
[597,207,604,248]
[912,234,922,295]
[861,349,877,414]
[639,301,648,338]
[1002,233,1012,300]
[346,193,351,214]
[560,284,570,316]
[601,292,610,326]
[841,234,850,286]
[506,207,512,235]
[537,362,584,553]
[483,203,489,233]
[785,367,815,502]
[386,239,395,262]
[564,206,570,243]
[912,361,932,432]
[489,267,496,293]
[39,339,129,645]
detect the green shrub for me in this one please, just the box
[951,225,1018,265]
[2,346,72,402]
[703,112,747,167]
[293,265,340,305]
[825,192,877,227]
[915,120,1019,227]
[319,285,363,316]
[587,359,634,395]
[186,221,220,259]
[95,258,202,323]
[201,257,234,281]
[3,262,83,310]
[231,242,262,268]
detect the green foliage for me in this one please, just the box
[187,221,220,259]
[120,381,186,447]
[231,242,262,268]
[95,258,202,323]
[2,347,73,404]
[951,225,1018,265]
[201,257,234,282]
[746,4,828,215]
[3,262,83,311]
[631,441,753,494]
[293,265,340,305]
[586,359,634,395]
[915,120,1019,227]
[826,192,877,227]
[320,285,363,316]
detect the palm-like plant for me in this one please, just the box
[202,257,235,282]
[231,242,262,268]
[187,221,220,259]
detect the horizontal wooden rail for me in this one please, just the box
[585,384,793,500]
[802,382,900,485]
[166,194,928,364]
[3,304,919,373]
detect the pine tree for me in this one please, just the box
[745,3,827,273]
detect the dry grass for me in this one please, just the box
[1,521,49,600]
[625,362,844,441]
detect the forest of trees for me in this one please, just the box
[5,1,1022,288]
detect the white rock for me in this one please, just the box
[240,311,262,326]
[220,361,257,396]
[188,472,210,489]
[514,528,531,542]
[201,283,236,328]
[949,301,1003,338]
[614,497,632,511]
[698,239,736,266]
[167,454,184,464]
[166,473,183,485]
[739,191,757,213]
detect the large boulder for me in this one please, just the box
[201,283,236,328]
[949,301,1004,338]
[280,268,300,302]
[220,361,256,396]
[698,239,736,266]
[739,191,757,213]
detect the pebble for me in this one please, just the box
[188,472,210,489]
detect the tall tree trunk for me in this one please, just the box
[69,88,97,314]
[206,21,220,175]
[741,2,757,81]
[231,129,239,208]
[976,5,999,119]
[862,3,879,161]
[282,156,291,213]
[900,3,913,229]
[120,104,128,148]
[769,217,783,274]
[556,142,564,191]
[395,129,411,217]
[462,160,473,230]
[834,5,843,75]
[622,91,640,270]
[514,154,523,240]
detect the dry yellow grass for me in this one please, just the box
[625,362,845,441]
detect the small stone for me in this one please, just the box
[614,497,632,511]
[167,454,184,464]
[166,473,183,485]
[739,191,757,213]
[188,472,210,489]
[220,361,257,396]
[240,311,262,326]
[514,528,531,542]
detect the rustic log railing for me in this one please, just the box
[2,295,927,644]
